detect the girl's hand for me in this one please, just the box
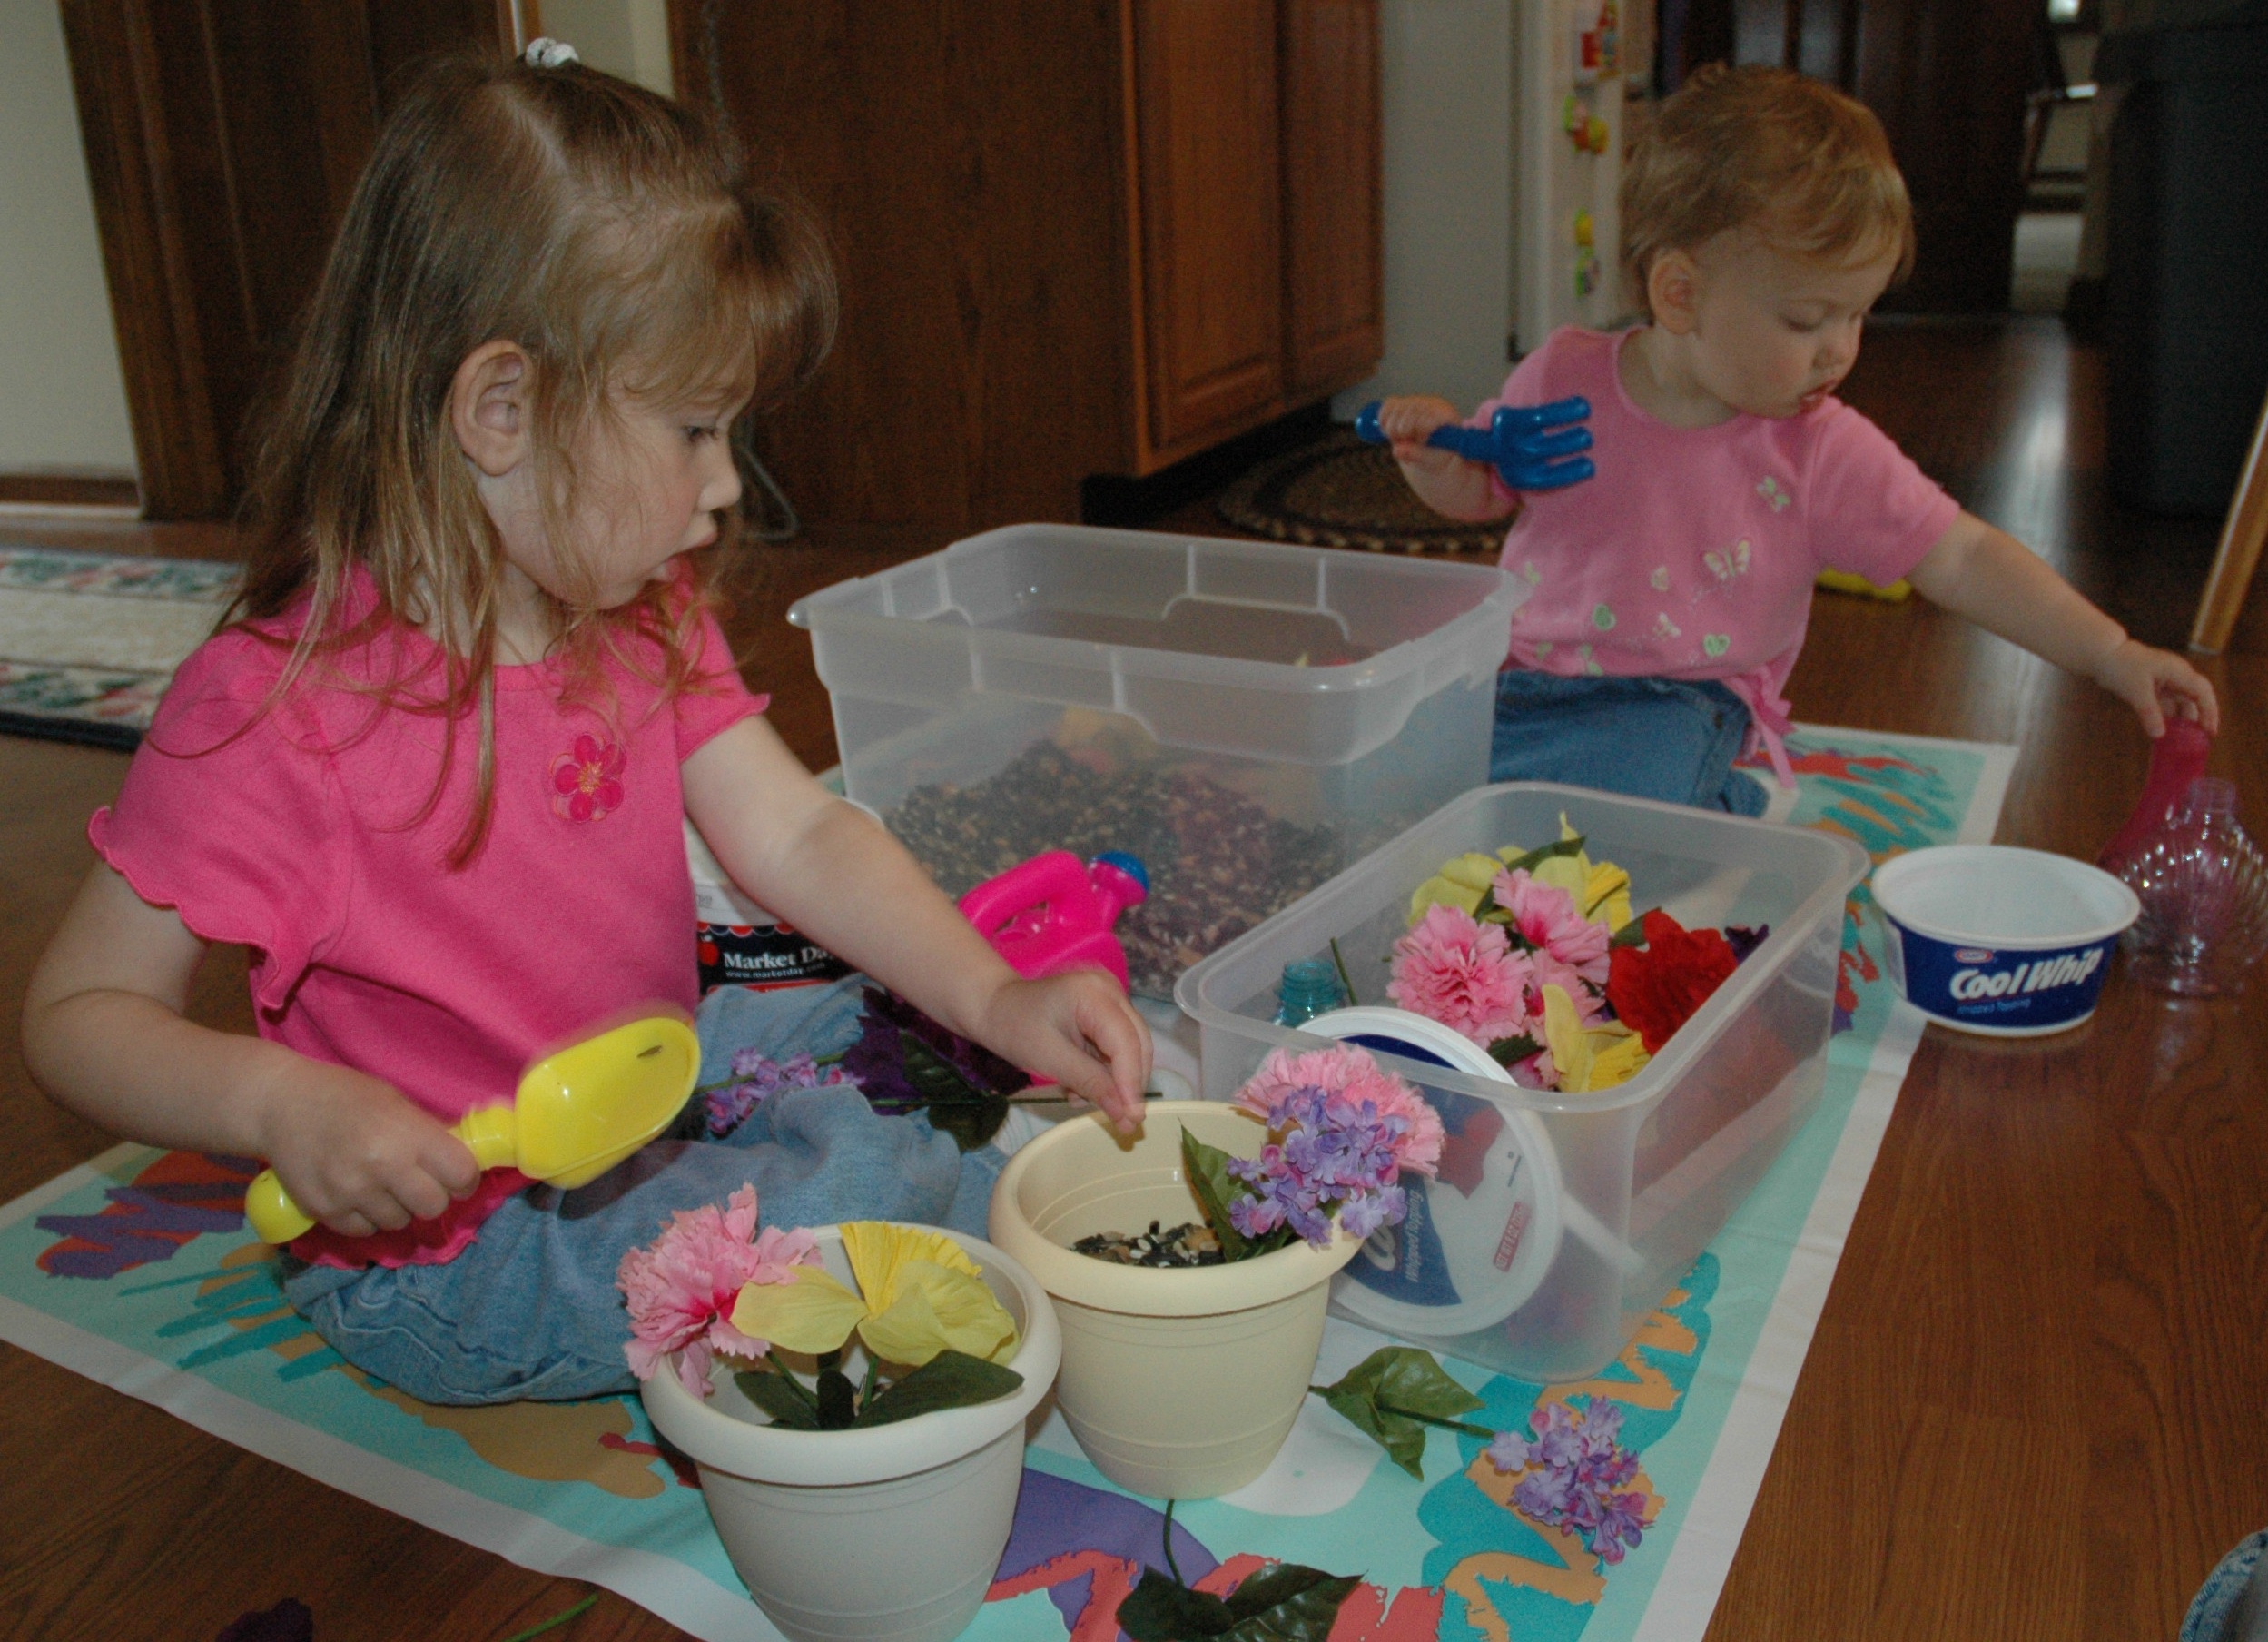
[977,971,1152,1134]
[255,1062,483,1239]
[2091,638,2221,738]
[1375,395,1466,475]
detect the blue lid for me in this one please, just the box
[1093,850,1149,893]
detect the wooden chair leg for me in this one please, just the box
[2192,390,2268,655]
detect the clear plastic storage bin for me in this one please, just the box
[1176,784,1868,1381]
[788,525,1525,998]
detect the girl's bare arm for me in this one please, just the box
[682,716,1150,1128]
[22,865,477,1235]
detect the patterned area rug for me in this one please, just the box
[0,546,239,749]
[0,727,2015,1642]
[1216,429,1510,555]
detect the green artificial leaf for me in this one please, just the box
[1180,1127,1255,1262]
[1313,1347,1487,1479]
[1485,1034,1543,1069]
[1219,1563,1363,1640]
[1609,911,1656,949]
[815,1360,858,1429]
[853,1350,1024,1427]
[734,1369,821,1430]
[1118,1568,1236,1639]
[1499,835,1586,878]
[897,1029,1011,1150]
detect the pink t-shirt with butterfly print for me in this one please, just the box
[1481,325,1958,781]
[90,565,765,1270]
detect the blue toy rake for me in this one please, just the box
[1354,396,1596,490]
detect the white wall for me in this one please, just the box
[1334,0,1516,420]
[537,0,674,95]
[0,0,137,478]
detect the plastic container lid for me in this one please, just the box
[1291,1007,1569,1335]
[1871,846,2140,950]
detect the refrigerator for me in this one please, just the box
[1515,0,1639,355]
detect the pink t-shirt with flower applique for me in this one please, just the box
[1481,326,1959,781]
[90,567,765,1270]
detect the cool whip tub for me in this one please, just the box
[1871,845,2139,1036]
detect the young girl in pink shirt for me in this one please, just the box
[1376,64,2217,814]
[20,47,1149,1403]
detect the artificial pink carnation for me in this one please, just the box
[1493,868,1612,985]
[1388,904,1534,1045]
[1235,1043,1445,1178]
[1527,951,1610,1026]
[616,1184,820,1397]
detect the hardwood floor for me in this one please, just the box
[1,317,2262,1640]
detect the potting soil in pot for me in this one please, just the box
[884,740,1340,997]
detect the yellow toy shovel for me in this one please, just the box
[244,1013,703,1244]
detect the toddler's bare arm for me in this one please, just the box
[1377,395,1520,523]
[22,865,478,1236]
[1907,510,2220,737]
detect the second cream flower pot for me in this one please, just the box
[987,1101,1361,1499]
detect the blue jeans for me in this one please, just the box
[1490,669,1770,816]
[282,975,1005,1405]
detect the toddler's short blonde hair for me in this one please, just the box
[1621,64,1913,315]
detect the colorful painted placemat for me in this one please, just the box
[0,545,239,749]
[0,726,2011,1642]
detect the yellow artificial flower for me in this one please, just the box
[1408,816,1632,934]
[731,1222,1018,1368]
[1408,851,1511,925]
[1539,984,1652,1094]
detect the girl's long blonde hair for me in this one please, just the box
[227,50,834,863]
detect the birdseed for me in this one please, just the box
[884,740,1341,997]
[1072,1219,1225,1267]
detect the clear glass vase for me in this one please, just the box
[2115,778,2268,997]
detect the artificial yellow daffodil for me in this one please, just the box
[731,1222,1019,1368]
[1539,984,1652,1093]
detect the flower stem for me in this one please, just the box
[1307,1391,1496,1441]
[1160,1499,1187,1588]
[1328,937,1360,1008]
[497,1592,597,1642]
[767,1349,820,1411]
[859,1351,880,1411]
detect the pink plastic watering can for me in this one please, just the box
[958,850,1149,992]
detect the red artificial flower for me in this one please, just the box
[1606,910,1739,1053]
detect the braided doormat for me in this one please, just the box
[1215,427,1509,555]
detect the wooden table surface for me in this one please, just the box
[1,317,2262,1640]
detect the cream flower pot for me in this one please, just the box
[987,1101,1361,1499]
[640,1225,1060,1642]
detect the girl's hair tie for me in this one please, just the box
[523,37,580,69]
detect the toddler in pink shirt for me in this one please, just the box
[1377,64,2215,812]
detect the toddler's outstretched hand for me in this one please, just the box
[259,1062,484,1239]
[978,971,1152,1134]
[2092,638,2221,739]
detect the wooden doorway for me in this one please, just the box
[58,0,518,520]
[1671,0,2039,312]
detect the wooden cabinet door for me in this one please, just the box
[1130,0,1285,460]
[1281,0,1382,396]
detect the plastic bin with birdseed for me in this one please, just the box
[788,525,1527,997]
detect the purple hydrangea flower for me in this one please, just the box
[1221,1082,1415,1250]
[705,1052,848,1136]
[1485,1397,1650,1564]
